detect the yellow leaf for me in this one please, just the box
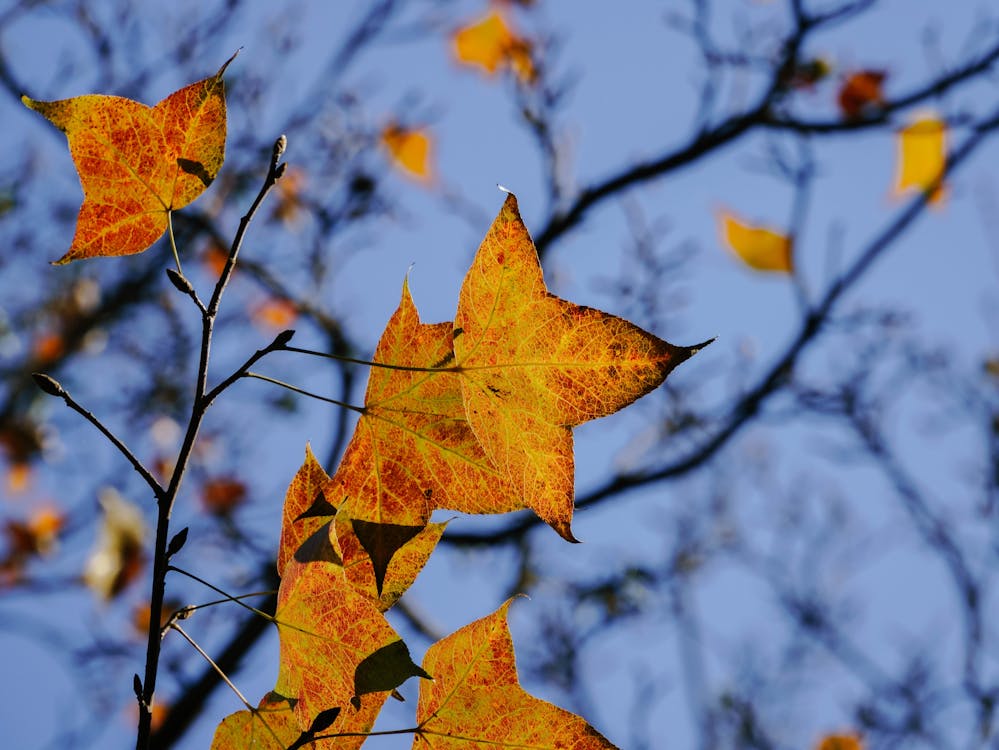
[453,195,707,540]
[452,11,536,84]
[718,209,793,273]
[894,112,947,205]
[381,124,433,182]
[82,488,146,601]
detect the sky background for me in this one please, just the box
[2,1,999,748]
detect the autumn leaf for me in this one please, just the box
[201,476,248,517]
[381,124,433,182]
[837,70,886,119]
[0,505,64,586]
[82,487,146,600]
[718,209,793,273]
[894,112,947,205]
[452,194,707,540]
[327,280,521,571]
[212,692,343,750]
[21,53,234,263]
[274,558,428,731]
[333,512,447,609]
[452,11,536,84]
[277,445,336,578]
[252,298,298,331]
[415,599,617,748]
[816,734,864,750]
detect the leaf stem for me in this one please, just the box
[281,344,460,373]
[244,371,366,413]
[167,565,278,624]
[167,210,183,276]
[169,623,254,711]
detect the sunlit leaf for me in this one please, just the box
[452,11,536,84]
[415,599,617,748]
[837,70,886,119]
[21,53,234,263]
[381,124,433,182]
[278,445,335,578]
[718,209,793,273]
[452,194,706,540]
[894,112,947,205]
[274,559,427,731]
[333,513,446,609]
[327,280,522,538]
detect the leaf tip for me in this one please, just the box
[215,48,241,80]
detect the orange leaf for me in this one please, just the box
[201,476,247,517]
[894,112,947,205]
[21,52,234,263]
[273,559,428,731]
[453,194,707,540]
[333,513,446,609]
[328,280,522,531]
[211,692,360,750]
[452,11,536,84]
[837,70,886,119]
[252,297,298,331]
[277,445,336,578]
[816,734,864,750]
[415,599,617,748]
[718,209,793,273]
[381,124,433,182]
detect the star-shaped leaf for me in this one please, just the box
[415,599,617,748]
[453,194,708,540]
[274,559,427,731]
[21,53,233,263]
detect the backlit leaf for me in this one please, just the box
[278,445,335,578]
[327,280,522,534]
[414,599,617,748]
[381,124,433,182]
[453,194,706,540]
[452,11,536,84]
[21,53,234,263]
[274,558,424,731]
[894,112,947,205]
[719,209,793,273]
[333,513,447,609]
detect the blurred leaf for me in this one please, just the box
[453,11,536,84]
[381,124,433,182]
[837,70,886,119]
[83,488,146,601]
[894,112,947,205]
[816,734,864,750]
[201,477,248,517]
[252,298,298,331]
[21,54,234,263]
[718,209,793,273]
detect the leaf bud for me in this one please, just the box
[165,268,194,296]
[272,134,287,162]
[32,372,65,397]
